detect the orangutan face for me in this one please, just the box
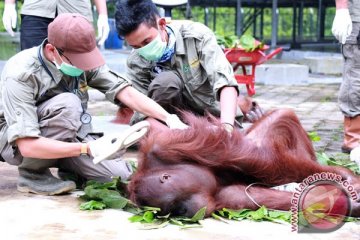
[128,164,218,217]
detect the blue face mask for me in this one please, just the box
[53,49,84,77]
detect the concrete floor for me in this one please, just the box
[0,161,359,240]
[1,83,359,239]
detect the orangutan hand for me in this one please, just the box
[237,96,264,123]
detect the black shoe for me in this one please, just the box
[17,168,76,195]
[57,169,87,189]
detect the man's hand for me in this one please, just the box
[237,96,264,123]
[165,114,188,129]
[222,123,234,133]
[97,14,110,46]
[332,9,352,44]
[2,3,17,37]
[89,121,149,164]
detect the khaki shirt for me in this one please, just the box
[21,0,93,22]
[126,20,243,122]
[0,42,130,149]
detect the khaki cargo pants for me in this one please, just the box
[339,22,360,117]
[0,93,133,182]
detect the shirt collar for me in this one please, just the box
[38,39,63,84]
[168,23,186,55]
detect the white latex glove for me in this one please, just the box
[2,3,17,37]
[97,14,110,46]
[89,121,150,164]
[332,9,352,44]
[222,123,234,133]
[165,114,188,129]
[350,146,360,167]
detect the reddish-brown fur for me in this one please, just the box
[128,109,360,217]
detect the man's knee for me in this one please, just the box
[59,156,133,182]
[148,72,184,112]
[149,72,183,100]
[38,93,83,140]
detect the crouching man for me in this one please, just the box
[0,13,186,195]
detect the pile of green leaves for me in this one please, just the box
[215,33,264,52]
[316,152,360,175]
[79,178,130,211]
[79,178,207,229]
[213,206,291,224]
[128,206,206,229]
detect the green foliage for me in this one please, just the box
[308,131,321,142]
[128,207,206,229]
[215,33,264,51]
[215,33,238,48]
[316,152,360,175]
[79,178,206,229]
[79,178,129,210]
[239,35,264,52]
[79,200,106,210]
[215,206,291,224]
[79,180,291,229]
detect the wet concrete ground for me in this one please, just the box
[1,83,359,239]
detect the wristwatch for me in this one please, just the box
[80,143,88,156]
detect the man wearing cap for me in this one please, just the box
[0,13,187,195]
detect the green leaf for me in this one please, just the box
[269,210,291,222]
[102,193,129,209]
[225,35,240,48]
[79,200,106,210]
[308,131,321,142]
[143,211,155,223]
[139,220,170,230]
[247,206,267,220]
[142,206,161,212]
[239,34,256,51]
[157,213,171,219]
[128,215,144,223]
[221,208,251,219]
[211,212,230,224]
[123,205,143,215]
[169,218,185,226]
[216,207,291,224]
[84,187,106,199]
[85,179,117,189]
[189,207,206,222]
[316,152,331,165]
[344,216,359,222]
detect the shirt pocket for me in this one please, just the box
[185,58,205,91]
